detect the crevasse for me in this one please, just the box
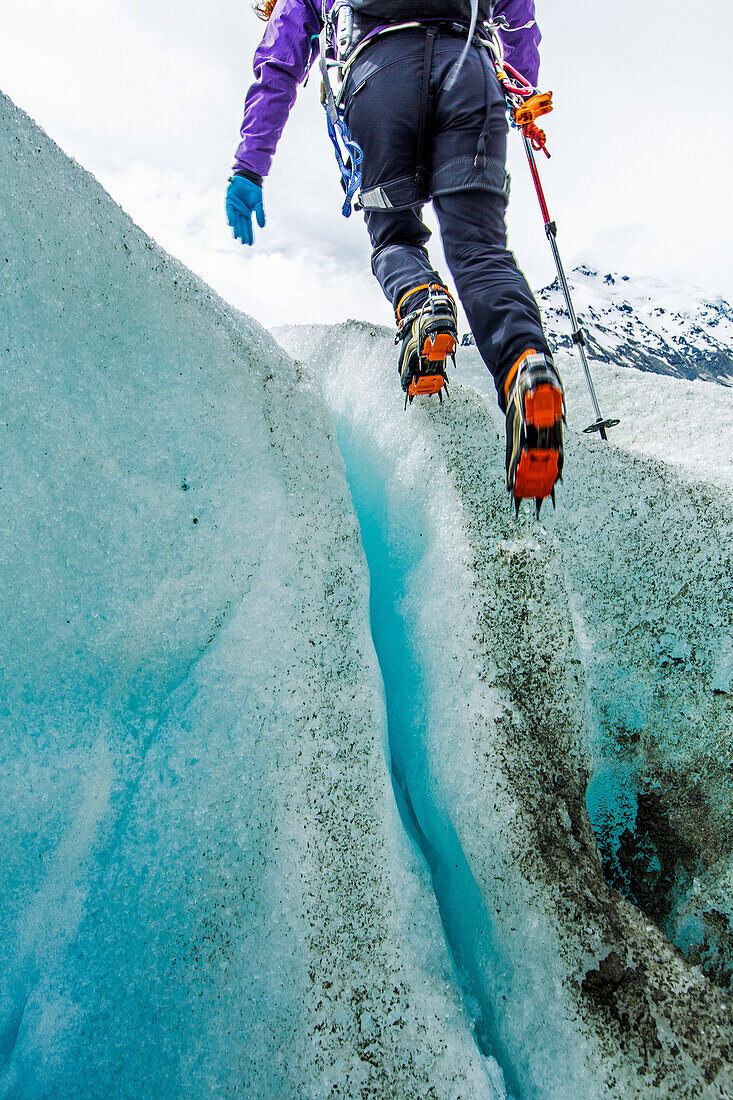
[278,319,733,1099]
[335,411,521,1094]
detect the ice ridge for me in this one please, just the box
[3,81,733,1099]
[277,319,733,1098]
[0,91,502,1098]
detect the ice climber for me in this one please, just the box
[226,0,564,510]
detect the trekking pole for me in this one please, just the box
[521,134,619,439]
[493,48,619,439]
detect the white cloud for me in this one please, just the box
[98,163,386,327]
[1,0,732,329]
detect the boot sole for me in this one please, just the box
[512,383,563,501]
[405,333,455,398]
[408,374,448,397]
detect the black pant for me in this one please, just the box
[343,27,550,405]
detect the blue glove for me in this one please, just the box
[226,175,266,246]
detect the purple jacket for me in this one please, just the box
[234,0,541,178]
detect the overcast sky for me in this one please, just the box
[2,0,732,330]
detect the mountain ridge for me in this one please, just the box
[461,265,733,386]
[540,264,733,385]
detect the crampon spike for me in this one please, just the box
[514,497,521,519]
[535,497,542,519]
[422,332,456,362]
[551,486,556,509]
[408,373,448,398]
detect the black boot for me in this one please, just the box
[395,284,457,405]
[505,349,564,515]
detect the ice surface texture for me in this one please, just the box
[0,93,502,1098]
[3,82,733,1099]
[277,320,733,1097]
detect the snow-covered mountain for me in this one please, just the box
[538,265,733,385]
[2,89,733,1099]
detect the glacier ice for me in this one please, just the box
[3,83,733,1100]
[0,92,502,1098]
[278,320,733,1097]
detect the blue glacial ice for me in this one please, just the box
[2,86,733,1099]
[0,92,503,1099]
[277,320,733,1097]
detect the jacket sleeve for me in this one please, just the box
[234,0,322,178]
[493,0,542,88]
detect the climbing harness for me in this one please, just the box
[317,0,498,216]
[318,21,364,217]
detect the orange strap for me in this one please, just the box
[396,282,450,323]
[396,284,431,322]
[504,348,537,402]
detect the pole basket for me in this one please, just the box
[584,417,621,439]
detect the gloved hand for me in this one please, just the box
[226,175,266,246]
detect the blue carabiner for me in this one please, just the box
[324,108,363,218]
